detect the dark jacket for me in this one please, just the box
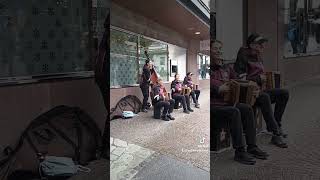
[234,47,265,86]
[211,64,238,106]
[183,77,193,88]
[152,84,165,104]
[171,80,183,96]
[140,64,151,87]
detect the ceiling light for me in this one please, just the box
[195,32,201,35]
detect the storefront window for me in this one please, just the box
[110,29,138,87]
[139,36,168,81]
[0,0,105,81]
[198,54,210,80]
[284,0,320,58]
[110,27,182,88]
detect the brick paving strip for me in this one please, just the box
[110,137,156,180]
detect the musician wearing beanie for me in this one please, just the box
[183,72,200,108]
[234,33,290,143]
[171,74,194,114]
[152,79,175,121]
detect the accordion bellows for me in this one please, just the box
[264,71,281,90]
[223,80,260,106]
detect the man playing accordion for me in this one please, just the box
[211,40,269,165]
[171,74,194,114]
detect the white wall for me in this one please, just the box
[216,0,243,61]
[168,44,187,82]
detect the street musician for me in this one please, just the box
[152,78,175,121]
[234,33,290,139]
[171,74,194,114]
[183,72,200,108]
[211,40,269,165]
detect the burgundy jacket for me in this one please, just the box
[211,64,238,106]
[234,47,265,86]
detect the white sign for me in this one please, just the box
[200,39,210,51]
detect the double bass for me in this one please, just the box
[144,49,171,100]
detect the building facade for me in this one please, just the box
[110,0,210,108]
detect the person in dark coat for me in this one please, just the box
[139,59,153,112]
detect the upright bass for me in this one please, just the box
[144,50,171,100]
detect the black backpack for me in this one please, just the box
[0,105,102,180]
[110,95,142,120]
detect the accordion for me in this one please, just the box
[181,87,192,96]
[262,71,281,90]
[223,80,260,106]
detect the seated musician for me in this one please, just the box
[152,78,175,121]
[234,33,290,143]
[171,74,194,114]
[211,40,268,165]
[183,72,200,108]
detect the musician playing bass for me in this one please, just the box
[139,59,153,112]
[183,72,200,108]
[211,40,269,165]
[234,33,290,139]
[171,74,194,114]
[152,78,175,121]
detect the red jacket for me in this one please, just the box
[211,64,238,106]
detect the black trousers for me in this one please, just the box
[154,99,175,116]
[212,103,257,150]
[254,88,289,134]
[172,94,190,110]
[140,85,149,110]
[190,90,200,104]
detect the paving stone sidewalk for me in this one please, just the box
[110,89,210,172]
[211,78,320,180]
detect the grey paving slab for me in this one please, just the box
[132,154,210,180]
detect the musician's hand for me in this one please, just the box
[260,74,267,82]
[218,83,230,93]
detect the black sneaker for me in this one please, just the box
[187,108,194,112]
[141,109,148,113]
[247,147,269,160]
[234,151,256,165]
[271,135,288,148]
[161,115,170,121]
[167,114,175,120]
[195,103,200,108]
[279,128,288,138]
[183,110,190,114]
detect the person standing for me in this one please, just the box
[139,59,152,112]
[183,72,200,108]
[171,74,193,114]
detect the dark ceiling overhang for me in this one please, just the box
[112,0,210,41]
